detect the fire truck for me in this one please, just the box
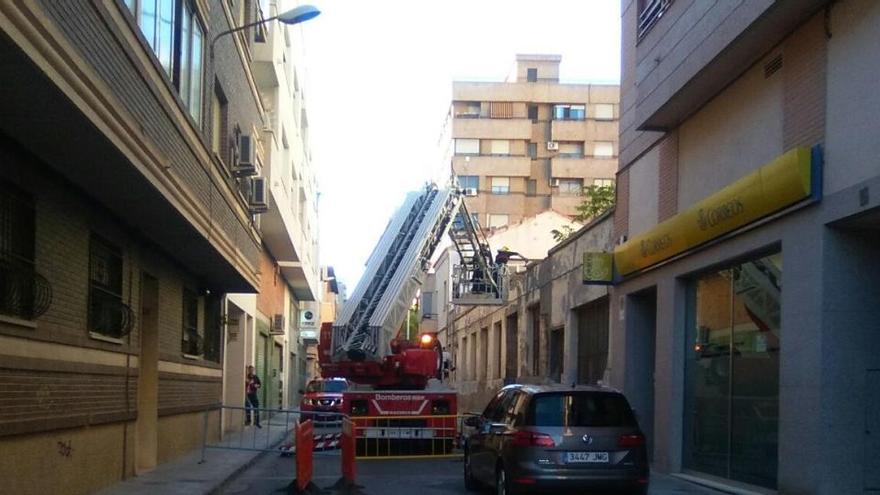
[317,183,505,455]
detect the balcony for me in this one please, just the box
[252,5,282,90]
[452,155,531,177]
[452,117,531,140]
[550,156,617,179]
[551,195,584,216]
[634,0,829,130]
[550,119,588,141]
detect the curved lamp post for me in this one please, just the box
[211,4,321,56]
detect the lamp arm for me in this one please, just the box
[210,15,279,56]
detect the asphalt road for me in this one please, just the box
[217,425,722,495]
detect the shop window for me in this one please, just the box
[0,183,36,319]
[684,253,782,489]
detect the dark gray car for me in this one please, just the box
[462,384,649,495]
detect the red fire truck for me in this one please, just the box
[316,183,504,456]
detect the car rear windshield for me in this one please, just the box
[527,392,636,427]
[306,380,347,393]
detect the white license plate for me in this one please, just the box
[566,451,609,463]
[363,428,435,439]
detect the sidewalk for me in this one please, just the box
[95,416,293,495]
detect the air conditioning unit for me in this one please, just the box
[249,177,269,213]
[551,178,561,187]
[232,134,257,177]
[546,141,559,151]
[270,314,285,334]
[463,187,478,197]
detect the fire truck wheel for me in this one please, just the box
[463,450,479,491]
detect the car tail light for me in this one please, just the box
[618,433,646,448]
[511,431,555,447]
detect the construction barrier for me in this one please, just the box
[341,418,356,485]
[349,414,463,459]
[295,420,314,492]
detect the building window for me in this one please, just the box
[638,0,674,40]
[553,104,586,120]
[211,82,228,158]
[487,214,509,229]
[526,179,537,196]
[181,288,201,356]
[490,177,510,195]
[203,292,222,362]
[527,68,538,82]
[88,236,126,339]
[458,175,479,190]
[454,138,480,155]
[528,142,537,158]
[593,178,615,188]
[555,178,584,196]
[593,141,615,157]
[489,140,510,155]
[129,0,205,124]
[0,183,36,320]
[528,105,538,121]
[594,103,614,120]
[684,253,781,489]
[558,141,584,158]
[457,101,481,118]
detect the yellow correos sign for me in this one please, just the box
[614,147,816,276]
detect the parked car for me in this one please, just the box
[462,384,649,495]
[299,377,350,423]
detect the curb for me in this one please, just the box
[206,434,291,495]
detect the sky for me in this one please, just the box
[297,0,622,292]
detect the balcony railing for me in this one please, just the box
[638,0,673,40]
[0,259,52,320]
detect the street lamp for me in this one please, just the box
[210,4,321,55]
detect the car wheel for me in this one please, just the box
[495,464,519,495]
[463,451,479,491]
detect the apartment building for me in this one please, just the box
[222,0,320,433]
[0,0,272,493]
[610,1,880,493]
[450,54,619,229]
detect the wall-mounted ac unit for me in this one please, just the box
[551,178,561,187]
[546,141,559,151]
[249,177,269,213]
[232,134,257,177]
[270,314,285,334]
[463,187,478,197]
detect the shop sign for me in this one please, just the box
[300,309,317,340]
[582,252,613,285]
[614,146,821,276]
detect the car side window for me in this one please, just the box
[501,391,521,425]
[482,391,506,421]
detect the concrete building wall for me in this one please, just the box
[677,52,784,211]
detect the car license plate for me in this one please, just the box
[566,451,609,463]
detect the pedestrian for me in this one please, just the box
[245,365,262,428]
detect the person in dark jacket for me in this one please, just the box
[245,365,262,428]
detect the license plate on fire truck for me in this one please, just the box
[363,428,435,439]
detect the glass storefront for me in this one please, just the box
[684,253,781,489]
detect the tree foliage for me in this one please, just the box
[551,184,616,243]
